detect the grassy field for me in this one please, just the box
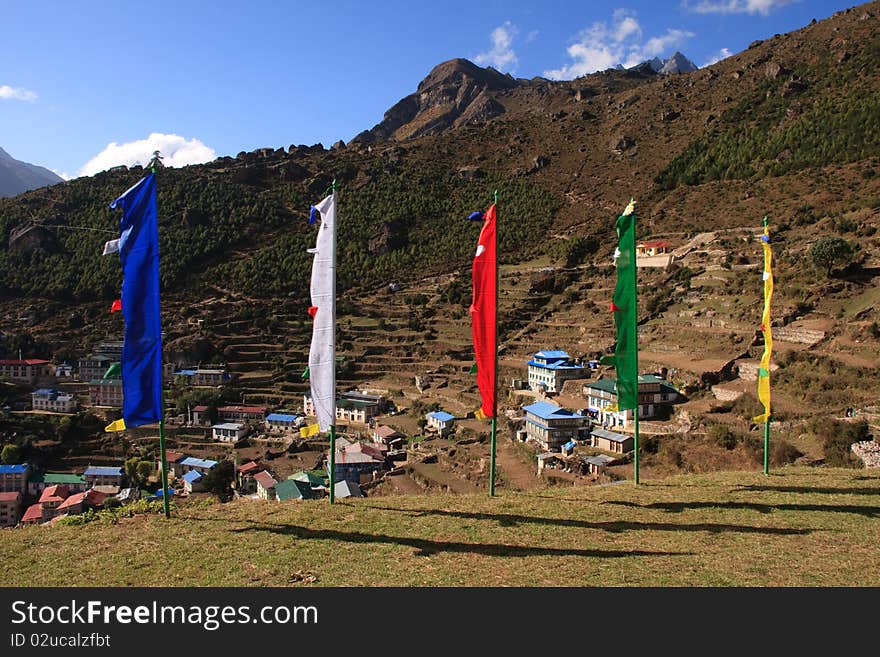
[3,467,879,587]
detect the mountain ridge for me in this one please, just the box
[0,146,64,198]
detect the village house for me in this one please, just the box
[27,472,87,497]
[182,470,206,493]
[212,422,249,443]
[527,350,586,394]
[426,410,455,436]
[31,388,78,413]
[536,452,564,474]
[0,491,22,527]
[265,413,302,432]
[328,450,384,485]
[236,461,266,494]
[589,427,634,455]
[179,457,218,478]
[274,478,316,502]
[115,487,139,505]
[372,425,405,449]
[172,366,231,386]
[583,453,619,475]
[289,470,326,491]
[54,362,74,378]
[333,479,364,499]
[0,463,30,494]
[94,341,125,360]
[20,503,46,525]
[217,405,268,423]
[254,470,278,500]
[76,354,114,382]
[303,390,387,425]
[156,451,187,480]
[584,375,682,429]
[0,358,52,384]
[83,466,125,488]
[88,378,124,407]
[56,489,107,515]
[522,401,592,452]
[635,240,671,257]
[38,484,70,518]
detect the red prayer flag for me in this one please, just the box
[307,306,318,319]
[110,299,122,313]
[610,301,621,312]
[470,203,496,418]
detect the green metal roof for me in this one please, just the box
[275,478,316,501]
[28,472,86,485]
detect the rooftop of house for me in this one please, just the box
[374,425,403,438]
[217,405,268,414]
[586,375,680,395]
[0,358,50,366]
[88,378,123,386]
[637,240,670,248]
[21,503,44,522]
[56,491,88,511]
[253,471,277,489]
[0,491,21,503]
[591,427,632,443]
[334,479,364,498]
[523,401,581,421]
[182,470,204,484]
[84,466,123,477]
[331,451,381,464]
[266,413,300,423]
[532,350,571,360]
[180,457,218,469]
[0,464,29,474]
[289,471,325,486]
[163,451,186,464]
[274,478,315,501]
[238,461,264,475]
[39,484,69,503]
[213,422,246,431]
[527,358,584,370]
[584,454,618,466]
[427,411,455,422]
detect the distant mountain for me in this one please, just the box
[0,147,64,198]
[659,51,698,75]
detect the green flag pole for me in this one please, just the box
[490,189,499,497]
[328,179,338,504]
[763,420,770,476]
[632,213,640,486]
[150,151,171,519]
[328,425,336,504]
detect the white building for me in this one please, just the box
[527,350,585,393]
[31,388,77,413]
[212,422,249,442]
[426,411,455,436]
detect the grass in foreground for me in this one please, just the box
[2,467,879,586]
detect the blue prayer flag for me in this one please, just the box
[467,211,484,221]
[309,205,319,224]
[109,173,163,428]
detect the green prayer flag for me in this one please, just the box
[469,362,477,375]
[610,200,639,411]
[301,366,310,379]
[103,363,122,379]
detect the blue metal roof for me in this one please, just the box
[527,359,584,371]
[534,350,570,359]
[428,411,455,422]
[175,369,196,376]
[0,464,28,474]
[523,401,577,420]
[266,413,299,422]
[33,388,58,395]
[182,470,203,483]
[180,457,218,469]
[84,466,123,476]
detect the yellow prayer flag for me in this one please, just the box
[105,418,126,432]
[300,423,320,439]
[754,218,773,423]
[475,408,487,421]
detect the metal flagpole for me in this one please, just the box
[490,190,499,497]
[632,210,640,486]
[150,151,171,519]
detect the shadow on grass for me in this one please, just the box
[231,523,693,558]
[734,485,880,496]
[606,500,880,517]
[366,505,812,535]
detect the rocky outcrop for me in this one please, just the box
[352,58,517,143]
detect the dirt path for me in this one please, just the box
[495,439,541,491]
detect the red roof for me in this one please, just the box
[238,461,264,474]
[637,240,670,249]
[163,451,186,464]
[374,425,402,438]
[192,405,209,412]
[218,405,268,414]
[253,471,277,489]
[0,491,21,503]
[57,491,87,511]
[21,503,44,523]
[39,484,70,504]
[0,358,50,366]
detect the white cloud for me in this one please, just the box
[51,169,71,181]
[685,0,798,15]
[474,21,519,72]
[79,133,216,177]
[703,47,733,66]
[544,11,694,80]
[0,85,37,102]
[526,29,539,43]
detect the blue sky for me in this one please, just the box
[0,0,861,179]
